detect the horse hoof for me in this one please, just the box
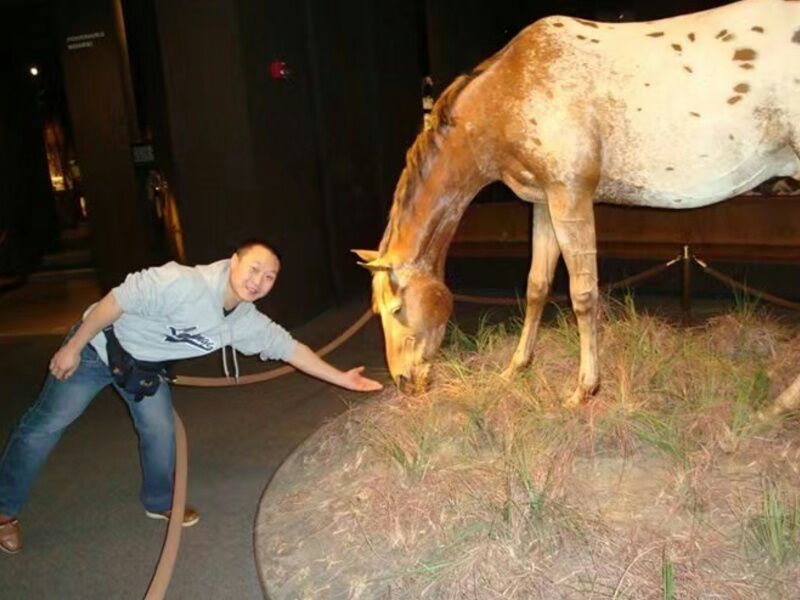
[500,367,515,382]
[563,390,584,408]
[500,361,524,382]
[564,383,599,408]
[756,405,783,421]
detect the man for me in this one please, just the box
[0,240,382,554]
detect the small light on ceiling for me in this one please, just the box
[30,66,39,77]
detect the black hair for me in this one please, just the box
[235,238,282,262]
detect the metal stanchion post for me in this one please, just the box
[681,245,691,323]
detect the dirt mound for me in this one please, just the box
[256,305,800,599]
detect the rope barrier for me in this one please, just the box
[143,410,187,600]
[691,256,800,312]
[454,252,800,314]
[144,309,374,599]
[148,249,799,599]
[163,249,800,408]
[453,293,532,306]
[174,255,686,386]
[454,253,682,307]
[602,255,682,292]
[172,308,374,387]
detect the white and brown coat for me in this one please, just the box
[357,0,800,407]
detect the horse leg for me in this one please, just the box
[546,184,600,407]
[762,373,800,418]
[502,202,561,378]
[764,137,800,416]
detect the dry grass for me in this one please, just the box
[261,297,800,599]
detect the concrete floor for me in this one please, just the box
[0,269,391,599]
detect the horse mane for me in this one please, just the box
[379,65,490,254]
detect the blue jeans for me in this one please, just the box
[0,336,175,517]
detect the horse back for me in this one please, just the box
[456,0,800,207]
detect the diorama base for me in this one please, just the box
[256,302,800,599]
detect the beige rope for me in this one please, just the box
[172,308,374,387]
[454,254,682,307]
[603,255,682,292]
[143,410,187,600]
[143,309,375,599]
[145,250,798,598]
[692,256,800,312]
[175,255,684,387]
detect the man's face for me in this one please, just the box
[229,245,280,303]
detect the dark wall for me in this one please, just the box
[152,0,424,326]
[153,0,331,326]
[0,1,60,276]
[299,1,425,294]
[57,0,161,289]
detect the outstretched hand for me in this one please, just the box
[340,366,383,392]
[49,344,81,381]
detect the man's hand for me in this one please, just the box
[339,366,383,392]
[49,344,81,381]
[47,291,123,382]
[288,343,384,392]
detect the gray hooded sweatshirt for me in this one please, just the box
[87,259,296,377]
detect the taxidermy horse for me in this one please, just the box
[355,0,800,407]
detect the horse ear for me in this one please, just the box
[352,249,379,263]
[352,249,392,273]
[359,262,392,273]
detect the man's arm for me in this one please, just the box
[287,342,383,392]
[49,292,123,380]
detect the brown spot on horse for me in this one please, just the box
[733,83,750,93]
[688,32,696,42]
[647,31,665,37]
[690,111,701,117]
[672,43,682,51]
[733,48,757,61]
[739,63,755,70]
[751,26,764,33]
[728,95,743,104]
[716,29,728,39]
[574,18,599,28]
[722,33,735,42]
[792,29,800,44]
[684,66,693,73]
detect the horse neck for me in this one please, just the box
[380,148,487,276]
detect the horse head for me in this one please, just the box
[353,249,453,394]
